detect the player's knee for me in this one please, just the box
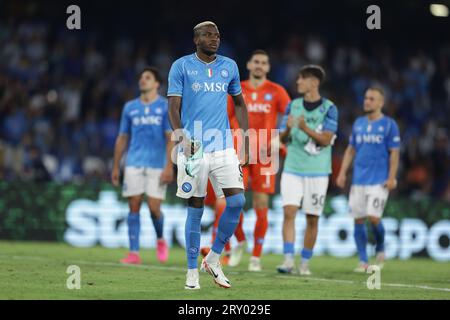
[129,205,140,213]
[283,209,296,221]
[253,193,268,209]
[226,192,246,209]
[150,210,161,219]
[306,215,319,228]
[256,210,268,223]
[368,216,380,225]
[149,205,161,217]
[188,197,204,208]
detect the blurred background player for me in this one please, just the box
[336,87,400,272]
[226,50,291,271]
[168,21,249,290]
[111,66,174,265]
[278,65,338,275]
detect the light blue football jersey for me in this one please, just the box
[167,53,242,152]
[350,115,401,185]
[119,96,171,168]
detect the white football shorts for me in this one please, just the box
[348,184,389,219]
[176,148,244,199]
[122,167,167,199]
[280,172,329,216]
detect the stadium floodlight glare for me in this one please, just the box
[430,4,449,17]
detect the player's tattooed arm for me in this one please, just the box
[384,148,400,190]
[336,145,356,188]
[111,134,129,186]
[298,115,335,146]
[231,93,249,166]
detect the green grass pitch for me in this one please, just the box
[0,241,449,300]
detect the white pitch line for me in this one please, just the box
[1,254,450,293]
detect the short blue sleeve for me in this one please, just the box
[279,102,292,131]
[228,61,242,96]
[119,105,130,135]
[167,59,184,97]
[323,105,338,133]
[387,119,401,149]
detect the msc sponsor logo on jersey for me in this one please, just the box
[356,134,384,144]
[132,115,163,126]
[247,103,271,113]
[191,81,229,93]
[129,109,139,116]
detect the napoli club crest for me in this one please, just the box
[182,182,192,193]
[220,69,229,78]
[264,93,273,101]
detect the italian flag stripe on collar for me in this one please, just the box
[207,68,213,77]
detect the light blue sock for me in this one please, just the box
[354,222,368,263]
[185,207,204,269]
[283,242,295,255]
[211,193,246,254]
[301,248,313,263]
[127,212,140,252]
[151,213,164,239]
[371,221,385,252]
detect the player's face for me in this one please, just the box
[195,25,220,55]
[139,71,159,93]
[363,90,384,113]
[296,75,317,94]
[247,54,270,79]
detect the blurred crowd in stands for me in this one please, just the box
[1,20,449,201]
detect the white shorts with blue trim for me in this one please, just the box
[122,167,167,199]
[280,172,329,216]
[348,184,389,219]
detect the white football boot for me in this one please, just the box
[353,262,369,273]
[299,263,312,276]
[201,258,231,288]
[184,269,200,290]
[248,256,262,272]
[276,258,295,274]
[228,241,246,267]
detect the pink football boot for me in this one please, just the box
[120,252,141,265]
[156,239,169,263]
